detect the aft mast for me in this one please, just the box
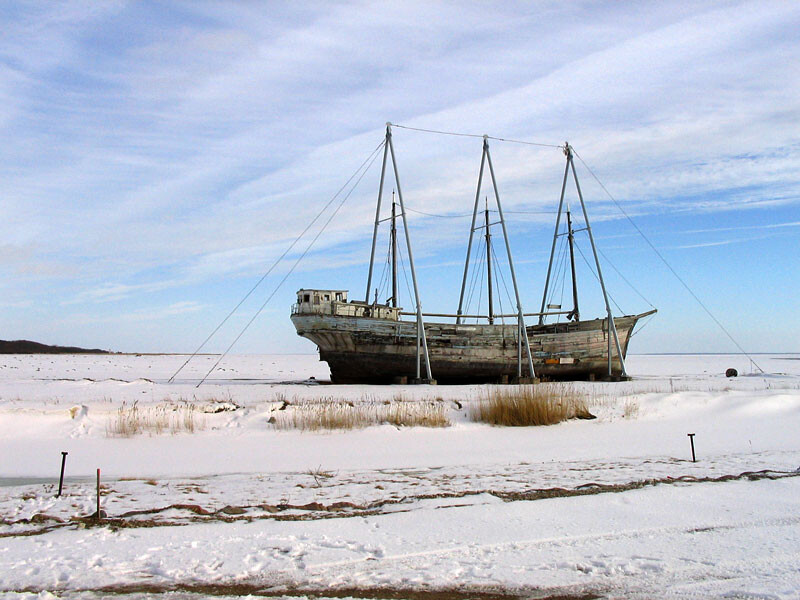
[539,143,628,379]
[484,198,494,325]
[566,205,579,322]
[391,194,398,307]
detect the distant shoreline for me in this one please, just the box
[0,340,111,355]
[1,342,795,357]
[0,341,224,356]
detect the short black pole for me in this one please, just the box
[57,452,68,497]
[688,433,696,463]
[96,468,101,521]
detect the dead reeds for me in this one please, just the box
[471,384,593,426]
[106,400,206,437]
[272,397,450,431]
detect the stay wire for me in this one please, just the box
[502,209,559,215]
[397,243,414,310]
[462,237,480,314]
[375,238,391,303]
[598,247,656,309]
[550,235,569,316]
[168,139,386,383]
[490,243,513,319]
[630,313,657,338]
[544,233,567,318]
[492,245,505,325]
[474,246,485,324]
[404,206,474,218]
[195,141,385,387]
[556,245,568,324]
[574,241,625,315]
[465,239,486,317]
[390,123,564,149]
[571,148,764,373]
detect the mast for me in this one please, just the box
[386,124,433,382]
[456,144,486,324]
[539,148,570,325]
[484,198,494,324]
[365,132,390,302]
[391,194,398,308]
[458,137,535,378]
[566,144,627,378]
[484,138,536,380]
[566,206,579,321]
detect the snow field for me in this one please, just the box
[1,353,799,598]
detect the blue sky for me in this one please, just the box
[0,1,798,355]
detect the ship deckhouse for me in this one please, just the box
[293,289,401,321]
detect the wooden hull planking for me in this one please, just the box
[291,312,650,383]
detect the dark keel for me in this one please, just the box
[322,349,625,384]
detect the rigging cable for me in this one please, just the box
[194,141,385,387]
[598,247,656,310]
[629,312,657,338]
[502,209,559,215]
[573,240,625,315]
[390,123,564,149]
[474,245,486,324]
[489,243,513,324]
[492,249,505,325]
[544,231,568,320]
[464,239,487,318]
[489,244,514,311]
[375,238,392,303]
[571,148,764,373]
[396,240,415,311]
[168,139,386,383]
[404,206,474,218]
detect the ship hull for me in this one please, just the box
[291,311,653,384]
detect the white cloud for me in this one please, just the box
[0,1,798,350]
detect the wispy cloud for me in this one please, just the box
[68,301,205,325]
[1,1,798,351]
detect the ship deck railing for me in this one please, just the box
[292,300,574,322]
[292,301,402,321]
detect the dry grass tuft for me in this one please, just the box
[305,465,336,487]
[384,402,450,428]
[273,399,450,431]
[622,399,640,419]
[106,400,206,437]
[471,384,593,427]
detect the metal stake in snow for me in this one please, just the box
[57,452,68,497]
[688,433,697,463]
[96,468,101,521]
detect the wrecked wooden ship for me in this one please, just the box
[291,125,655,384]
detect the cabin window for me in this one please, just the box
[324,294,330,301]
[335,293,343,301]
[303,294,310,303]
[313,295,320,305]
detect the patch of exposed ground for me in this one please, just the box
[2,468,797,538]
[31,582,602,600]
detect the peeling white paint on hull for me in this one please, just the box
[291,311,654,384]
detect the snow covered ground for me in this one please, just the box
[1,353,799,599]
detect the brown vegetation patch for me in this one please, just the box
[471,384,594,426]
[106,400,206,437]
[54,581,601,600]
[274,398,450,431]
